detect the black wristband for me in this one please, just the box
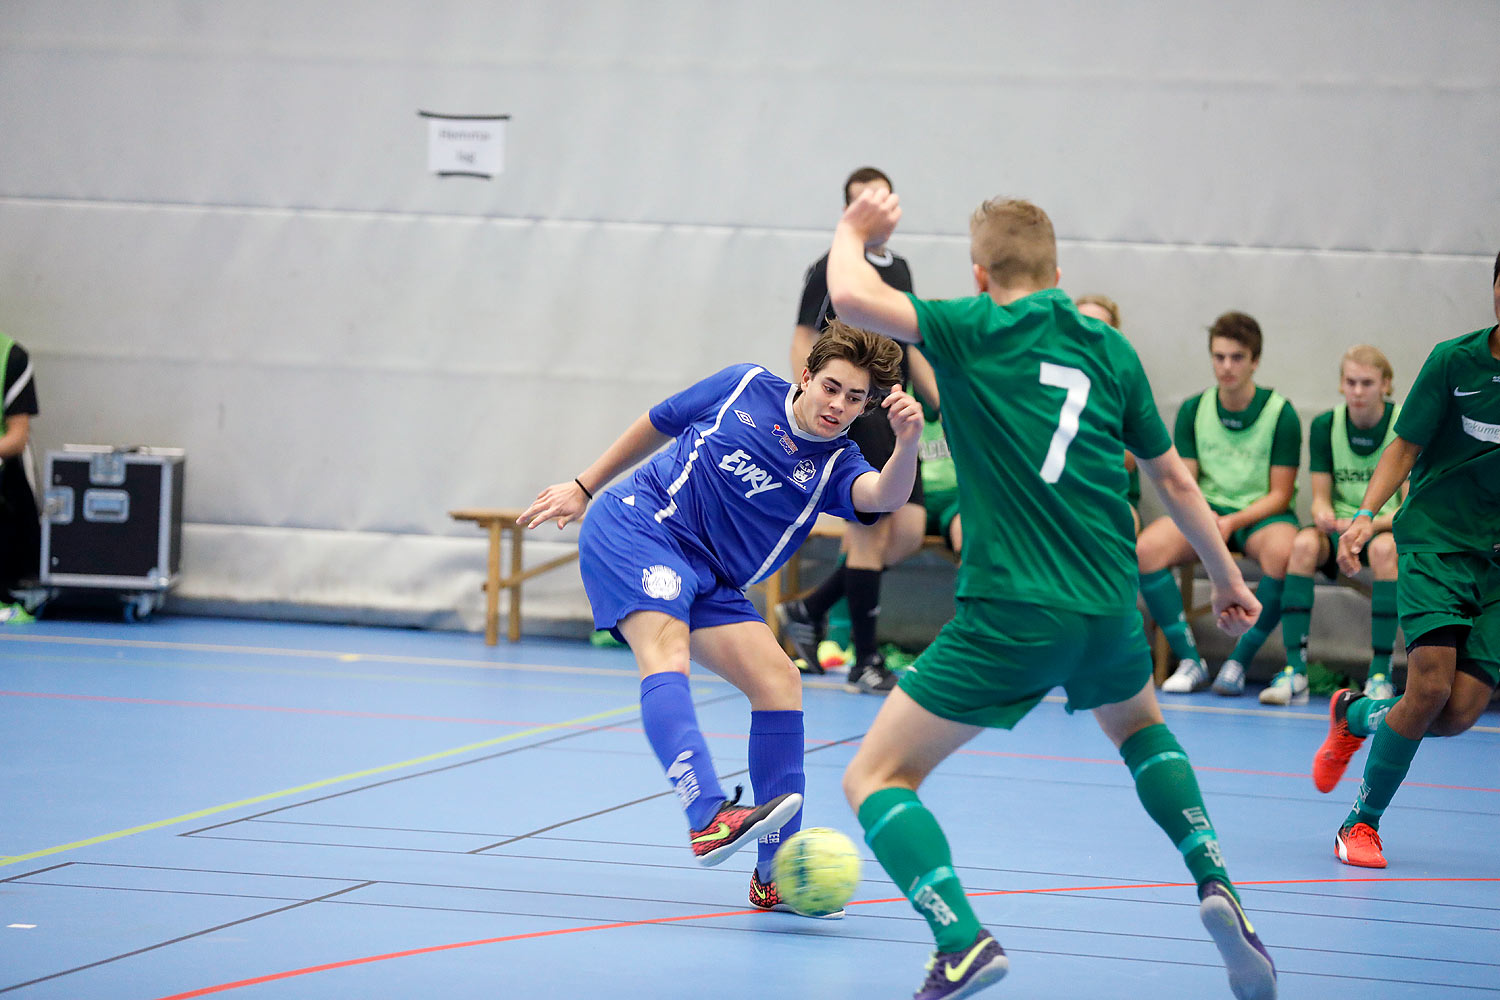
[574,478,594,501]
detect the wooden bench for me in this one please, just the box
[1149,559,1374,684]
[450,507,580,645]
[758,513,957,651]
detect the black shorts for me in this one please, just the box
[847,407,923,507]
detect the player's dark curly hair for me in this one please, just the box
[807,320,904,411]
[1208,311,1263,361]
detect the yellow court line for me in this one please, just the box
[0,701,639,869]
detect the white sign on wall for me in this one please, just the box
[419,111,509,179]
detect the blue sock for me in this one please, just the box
[749,709,805,880]
[640,672,725,829]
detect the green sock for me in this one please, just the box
[1368,581,1398,679]
[858,787,982,952]
[1229,574,1284,664]
[1346,718,1422,830]
[1280,573,1315,673]
[1119,724,1235,899]
[1139,569,1200,662]
[1346,694,1400,738]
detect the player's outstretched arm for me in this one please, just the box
[1139,447,1261,636]
[518,412,671,530]
[1338,435,1419,574]
[850,388,924,513]
[827,189,920,343]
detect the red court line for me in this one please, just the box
[149,875,1500,999]
[951,745,1500,794]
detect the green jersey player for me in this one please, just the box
[829,189,1276,1000]
[1313,251,1500,869]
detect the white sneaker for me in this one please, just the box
[1259,668,1309,705]
[1363,673,1396,700]
[1212,659,1247,696]
[1161,658,1208,693]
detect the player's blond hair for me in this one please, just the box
[1075,293,1121,328]
[808,320,904,411]
[1340,344,1395,395]
[969,198,1057,290]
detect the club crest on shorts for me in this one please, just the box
[641,564,682,600]
[791,458,817,488]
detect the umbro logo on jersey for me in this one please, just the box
[771,423,799,455]
[734,409,757,427]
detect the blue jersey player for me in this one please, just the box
[520,321,923,914]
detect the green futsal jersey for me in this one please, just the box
[1391,327,1500,554]
[1308,401,1401,519]
[909,288,1172,611]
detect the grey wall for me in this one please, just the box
[1,1,1496,630]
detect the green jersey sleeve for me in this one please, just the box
[908,293,970,370]
[1308,410,1335,473]
[1393,346,1449,448]
[1119,344,1172,460]
[1271,400,1302,468]
[1174,395,1201,460]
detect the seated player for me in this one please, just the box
[519,321,922,914]
[1142,312,1301,696]
[918,399,962,555]
[0,328,40,622]
[1266,346,1406,705]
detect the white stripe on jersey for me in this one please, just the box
[654,365,765,524]
[3,360,33,410]
[746,445,847,586]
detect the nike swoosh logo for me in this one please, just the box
[945,938,992,982]
[1454,389,1482,396]
[691,822,732,845]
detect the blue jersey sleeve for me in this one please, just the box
[817,444,880,523]
[648,364,761,437]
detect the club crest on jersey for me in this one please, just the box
[791,459,817,488]
[771,423,798,455]
[641,565,682,600]
[734,409,756,428]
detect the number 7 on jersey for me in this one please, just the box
[1038,362,1091,483]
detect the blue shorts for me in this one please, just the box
[578,492,763,637]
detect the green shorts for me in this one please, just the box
[1317,528,1374,579]
[1397,551,1500,685]
[924,500,960,547]
[1210,503,1298,555]
[897,597,1152,729]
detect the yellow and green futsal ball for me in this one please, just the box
[771,827,862,916]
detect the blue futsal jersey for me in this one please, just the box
[606,363,878,588]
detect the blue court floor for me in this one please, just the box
[1,616,1497,999]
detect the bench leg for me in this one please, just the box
[507,522,523,642]
[763,570,782,636]
[484,521,503,646]
[1151,623,1171,685]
